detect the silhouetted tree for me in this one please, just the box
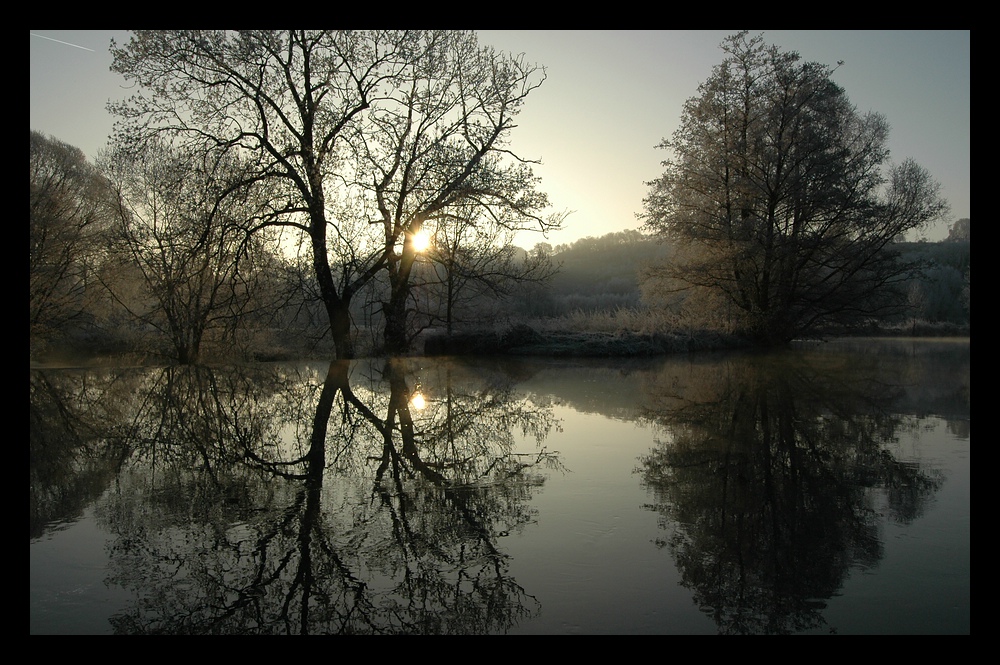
[101,139,275,363]
[29,130,112,356]
[109,30,558,359]
[415,214,557,337]
[641,32,948,344]
[337,31,562,353]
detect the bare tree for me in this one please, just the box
[101,139,273,363]
[333,31,563,352]
[420,214,557,336]
[641,32,948,344]
[30,131,111,356]
[109,30,559,358]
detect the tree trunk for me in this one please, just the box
[382,239,418,355]
[383,286,409,355]
[310,219,355,359]
[446,268,455,336]
[330,298,354,360]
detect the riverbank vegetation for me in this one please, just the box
[30,31,967,366]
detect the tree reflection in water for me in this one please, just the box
[30,369,134,539]
[637,348,946,634]
[31,359,561,634]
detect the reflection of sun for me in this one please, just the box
[411,229,431,253]
[409,392,426,410]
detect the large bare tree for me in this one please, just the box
[109,30,558,358]
[641,32,948,344]
[342,31,562,352]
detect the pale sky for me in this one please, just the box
[30,30,970,247]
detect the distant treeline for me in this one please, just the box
[897,232,970,326]
[517,230,669,317]
[515,224,970,327]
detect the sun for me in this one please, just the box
[410,229,431,253]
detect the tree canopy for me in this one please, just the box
[30,130,112,353]
[108,30,560,358]
[641,32,949,344]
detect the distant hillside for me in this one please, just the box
[522,229,669,316]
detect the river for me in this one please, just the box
[29,337,970,634]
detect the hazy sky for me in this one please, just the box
[30,30,969,247]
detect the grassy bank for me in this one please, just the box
[423,307,748,357]
[423,308,970,358]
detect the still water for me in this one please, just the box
[30,338,970,634]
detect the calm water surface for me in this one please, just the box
[29,338,970,634]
